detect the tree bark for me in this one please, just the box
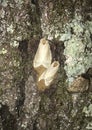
[0,0,92,130]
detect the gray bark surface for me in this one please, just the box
[0,0,92,130]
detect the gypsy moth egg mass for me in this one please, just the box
[67,76,89,93]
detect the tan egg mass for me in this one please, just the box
[67,76,89,93]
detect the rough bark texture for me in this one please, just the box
[0,0,92,130]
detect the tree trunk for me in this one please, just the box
[0,0,92,130]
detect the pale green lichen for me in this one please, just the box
[10,41,19,47]
[0,48,7,54]
[7,24,14,34]
[86,21,92,34]
[83,104,92,117]
[63,16,92,83]
[0,8,5,18]
[64,35,90,81]
[1,0,8,7]
[13,60,20,67]
[83,104,92,129]
[86,122,92,129]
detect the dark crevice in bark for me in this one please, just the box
[33,119,38,130]
[18,39,28,59]
[15,79,25,117]
[28,1,42,38]
[15,40,28,117]
[0,103,17,130]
